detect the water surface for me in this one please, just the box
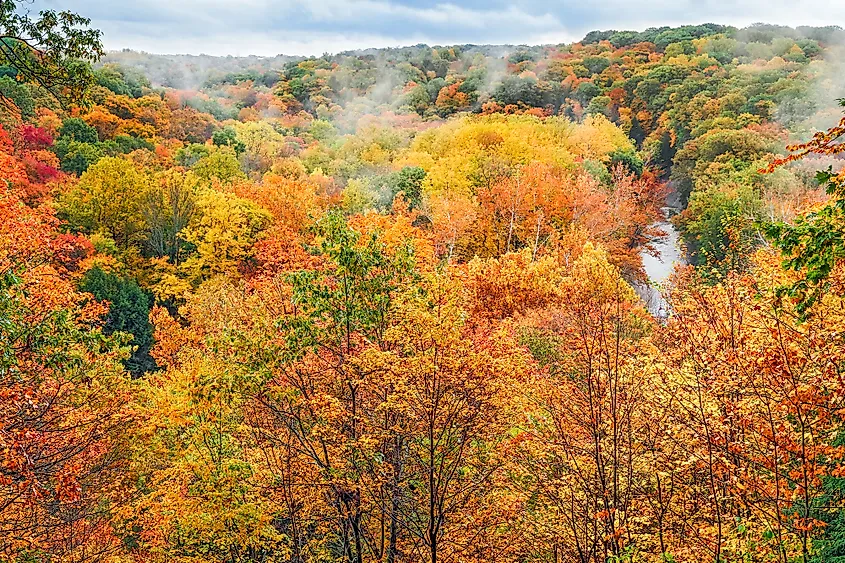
[636,209,685,317]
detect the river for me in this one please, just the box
[635,188,687,317]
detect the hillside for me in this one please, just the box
[3,11,845,563]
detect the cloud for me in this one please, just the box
[34,0,845,56]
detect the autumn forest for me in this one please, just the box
[4,3,845,562]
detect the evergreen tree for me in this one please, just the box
[80,267,156,375]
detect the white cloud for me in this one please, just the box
[101,29,435,57]
[35,0,845,56]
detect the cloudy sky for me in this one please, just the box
[32,0,845,57]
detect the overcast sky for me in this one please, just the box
[31,0,845,57]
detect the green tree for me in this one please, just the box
[574,81,602,106]
[55,117,103,173]
[766,168,845,315]
[811,432,845,562]
[765,99,845,314]
[94,65,130,96]
[264,211,417,563]
[676,184,761,273]
[54,139,103,174]
[0,75,32,117]
[175,143,211,167]
[211,125,245,155]
[59,117,99,144]
[113,134,155,154]
[0,1,104,106]
[400,84,431,116]
[393,165,426,210]
[581,55,611,75]
[80,266,155,375]
[609,148,644,177]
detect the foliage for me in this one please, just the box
[765,99,845,314]
[211,125,245,155]
[0,0,104,106]
[59,117,99,144]
[80,266,155,374]
[5,12,845,563]
[0,183,131,563]
[58,156,150,248]
[179,186,271,283]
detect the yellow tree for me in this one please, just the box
[126,348,287,562]
[58,156,152,249]
[368,273,520,563]
[659,251,845,563]
[179,186,271,284]
[512,243,657,563]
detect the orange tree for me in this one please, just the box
[0,184,133,563]
[765,99,845,315]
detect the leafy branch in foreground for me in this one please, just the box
[764,98,845,314]
[0,0,103,107]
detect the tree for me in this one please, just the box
[127,347,286,562]
[58,156,150,248]
[514,243,655,563]
[0,183,132,563]
[0,1,103,107]
[54,138,102,174]
[54,117,103,173]
[765,99,845,314]
[256,212,417,563]
[83,107,121,140]
[142,169,198,265]
[167,107,217,143]
[661,255,845,562]
[393,166,425,210]
[94,65,131,96]
[59,117,99,144]
[80,266,155,375]
[676,183,762,272]
[811,433,845,563]
[0,75,32,117]
[192,150,246,183]
[179,186,271,283]
[212,125,245,155]
[375,274,513,563]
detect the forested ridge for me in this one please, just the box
[4,3,845,562]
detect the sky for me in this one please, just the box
[32,0,845,57]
